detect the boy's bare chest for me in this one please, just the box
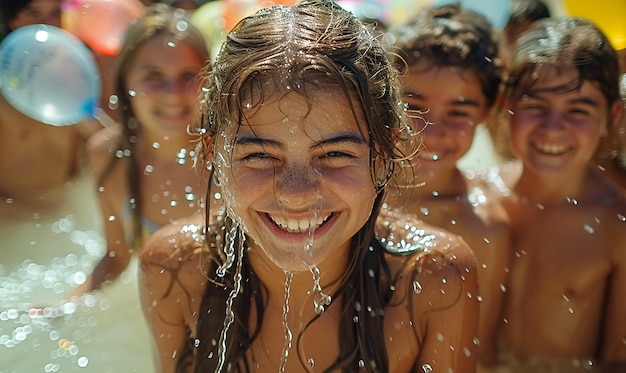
[508,204,613,303]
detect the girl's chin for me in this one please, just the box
[262,248,326,273]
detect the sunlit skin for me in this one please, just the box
[388,64,511,367]
[499,65,626,366]
[7,0,62,30]
[70,34,207,297]
[139,88,479,373]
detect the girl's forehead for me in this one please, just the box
[218,90,369,144]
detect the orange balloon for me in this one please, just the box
[62,0,145,56]
[563,0,626,50]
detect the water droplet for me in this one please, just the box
[77,356,89,367]
[108,94,119,110]
[128,90,136,97]
[413,281,423,294]
[583,224,594,234]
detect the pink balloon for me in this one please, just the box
[62,0,145,56]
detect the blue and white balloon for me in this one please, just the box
[0,24,101,126]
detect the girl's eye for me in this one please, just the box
[241,152,273,162]
[321,151,355,159]
[181,71,199,82]
[145,72,164,83]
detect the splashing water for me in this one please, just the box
[278,272,294,372]
[215,228,245,373]
[309,265,331,315]
[216,223,238,278]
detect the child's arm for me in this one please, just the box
[413,240,480,373]
[139,224,200,373]
[66,183,132,298]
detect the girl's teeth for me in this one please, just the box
[271,214,330,233]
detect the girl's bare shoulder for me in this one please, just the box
[379,209,478,318]
[378,209,476,274]
[140,212,208,269]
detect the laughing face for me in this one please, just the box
[402,65,489,173]
[125,34,204,137]
[213,88,377,272]
[506,65,614,175]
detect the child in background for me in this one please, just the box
[388,4,510,368]
[0,0,61,37]
[497,17,626,371]
[71,4,211,296]
[0,0,103,204]
[139,1,479,371]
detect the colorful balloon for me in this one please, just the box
[62,0,145,56]
[563,0,626,51]
[0,25,101,126]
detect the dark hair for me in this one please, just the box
[392,4,502,107]
[0,0,35,22]
[504,17,620,106]
[102,4,210,248]
[508,0,550,25]
[188,0,408,371]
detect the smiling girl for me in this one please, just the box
[139,1,479,372]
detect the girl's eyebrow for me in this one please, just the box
[310,133,366,151]
[235,133,366,150]
[235,136,284,149]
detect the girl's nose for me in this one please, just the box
[275,163,322,208]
